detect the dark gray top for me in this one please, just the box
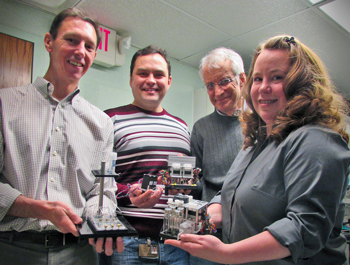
[191,109,243,202]
[213,125,350,264]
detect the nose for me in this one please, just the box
[74,41,85,58]
[259,80,272,94]
[214,84,224,96]
[146,74,156,85]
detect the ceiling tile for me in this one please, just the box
[180,38,252,71]
[163,0,309,36]
[78,0,231,59]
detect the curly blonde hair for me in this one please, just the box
[241,35,349,149]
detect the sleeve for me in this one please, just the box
[265,128,350,263]
[190,122,203,170]
[0,100,22,221]
[116,183,132,206]
[83,118,118,217]
[209,192,221,205]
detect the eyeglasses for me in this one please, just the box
[205,77,236,91]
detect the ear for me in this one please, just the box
[167,75,172,86]
[239,72,246,88]
[44,33,53,53]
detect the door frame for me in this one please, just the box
[1,24,48,80]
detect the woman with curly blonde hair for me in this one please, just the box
[166,35,350,265]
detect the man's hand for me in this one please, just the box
[7,195,82,236]
[156,174,192,196]
[167,188,191,195]
[89,237,124,256]
[129,184,163,208]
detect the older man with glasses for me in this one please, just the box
[191,47,246,202]
[190,46,246,264]
[189,47,246,265]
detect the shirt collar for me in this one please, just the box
[34,77,80,104]
[215,108,242,117]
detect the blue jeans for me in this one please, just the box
[99,236,190,265]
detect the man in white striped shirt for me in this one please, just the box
[0,8,123,265]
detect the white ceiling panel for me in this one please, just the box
[163,0,309,36]
[78,0,232,59]
[181,38,252,73]
[17,0,80,13]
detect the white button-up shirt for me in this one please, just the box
[0,77,117,232]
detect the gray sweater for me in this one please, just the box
[190,109,243,202]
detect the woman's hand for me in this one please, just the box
[165,234,226,263]
[207,203,222,228]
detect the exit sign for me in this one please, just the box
[94,25,125,67]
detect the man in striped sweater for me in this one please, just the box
[99,46,191,265]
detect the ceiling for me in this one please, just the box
[16,0,350,99]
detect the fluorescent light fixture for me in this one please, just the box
[16,0,81,13]
[18,0,66,9]
[320,0,350,34]
[308,0,325,4]
[30,0,66,9]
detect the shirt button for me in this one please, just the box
[58,105,62,109]
[52,151,58,156]
[55,127,60,132]
[50,177,54,182]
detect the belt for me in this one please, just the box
[0,231,82,248]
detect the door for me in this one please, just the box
[0,32,34,89]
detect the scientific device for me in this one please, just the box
[160,194,215,240]
[160,156,200,195]
[77,154,137,238]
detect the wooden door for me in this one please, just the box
[0,33,34,89]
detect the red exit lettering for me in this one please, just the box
[99,27,111,52]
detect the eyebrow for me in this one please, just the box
[63,32,96,47]
[136,68,166,74]
[206,76,232,83]
[253,68,286,75]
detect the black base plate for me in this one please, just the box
[159,230,178,241]
[77,215,138,238]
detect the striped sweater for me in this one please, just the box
[104,104,191,237]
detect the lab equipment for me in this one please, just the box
[77,155,137,238]
[160,156,201,195]
[160,194,214,240]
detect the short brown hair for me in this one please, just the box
[130,45,171,77]
[49,8,101,49]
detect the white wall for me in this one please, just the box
[0,0,204,129]
[193,87,214,124]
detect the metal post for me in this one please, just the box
[98,161,105,215]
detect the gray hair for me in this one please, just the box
[199,47,244,81]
